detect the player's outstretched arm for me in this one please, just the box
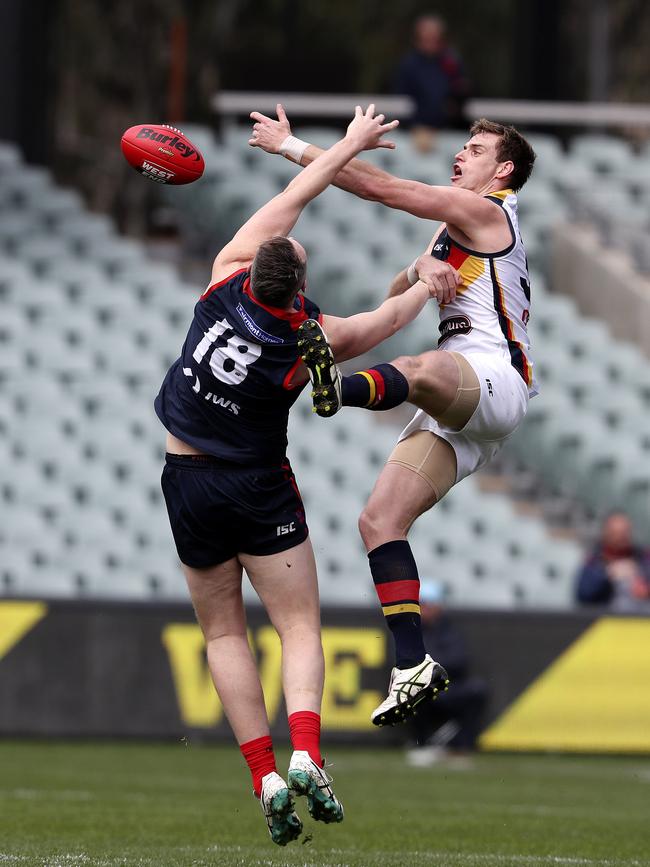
[321,280,432,363]
[249,105,500,239]
[212,106,397,282]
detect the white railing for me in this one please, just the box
[213,91,650,129]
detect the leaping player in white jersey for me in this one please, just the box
[250,109,537,727]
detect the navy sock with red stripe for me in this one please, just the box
[368,540,426,670]
[341,363,409,411]
[240,734,277,797]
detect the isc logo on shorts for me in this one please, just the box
[276,522,296,536]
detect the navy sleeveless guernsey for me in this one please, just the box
[155,269,321,466]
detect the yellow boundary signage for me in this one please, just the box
[0,601,47,661]
[480,618,650,753]
[162,624,385,731]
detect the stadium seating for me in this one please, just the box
[10,128,650,610]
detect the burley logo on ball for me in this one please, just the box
[136,127,199,160]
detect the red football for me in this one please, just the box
[121,123,205,185]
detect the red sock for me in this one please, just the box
[288,711,323,767]
[240,734,276,797]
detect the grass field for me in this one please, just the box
[1,741,649,867]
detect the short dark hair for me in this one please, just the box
[469,118,536,191]
[250,236,306,307]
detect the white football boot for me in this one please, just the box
[371,654,450,727]
[259,771,302,846]
[287,750,344,823]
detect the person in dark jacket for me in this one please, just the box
[576,512,650,611]
[406,581,487,765]
[394,14,470,152]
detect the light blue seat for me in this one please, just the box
[81,237,146,275]
[0,307,30,341]
[521,564,575,609]
[560,362,610,404]
[45,260,109,297]
[25,332,94,376]
[209,175,278,231]
[293,126,345,149]
[580,389,645,430]
[570,134,633,173]
[0,212,43,249]
[536,413,610,494]
[93,332,162,379]
[538,538,583,583]
[7,462,72,511]
[32,188,84,225]
[3,561,78,599]
[36,307,103,349]
[55,213,116,250]
[16,236,73,274]
[525,134,564,176]
[0,507,51,549]
[0,166,53,206]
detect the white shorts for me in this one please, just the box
[398,351,529,483]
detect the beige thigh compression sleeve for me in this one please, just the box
[436,351,481,430]
[387,430,457,503]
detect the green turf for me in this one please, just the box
[1,741,649,866]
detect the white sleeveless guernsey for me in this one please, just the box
[431,188,538,397]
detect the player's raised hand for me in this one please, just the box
[249,103,292,153]
[345,104,399,151]
[416,257,462,305]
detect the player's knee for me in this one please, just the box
[358,506,374,547]
[278,622,323,658]
[359,504,392,550]
[204,625,247,644]
[391,355,422,390]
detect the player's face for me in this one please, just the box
[451,132,510,192]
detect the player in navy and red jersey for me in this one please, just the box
[154,106,436,846]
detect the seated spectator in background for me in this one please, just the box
[406,581,487,767]
[394,14,470,153]
[575,512,650,612]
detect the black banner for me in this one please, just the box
[0,599,599,744]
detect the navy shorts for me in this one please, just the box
[161,453,309,568]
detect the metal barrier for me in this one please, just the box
[213,91,650,129]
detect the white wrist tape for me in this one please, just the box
[406,258,419,286]
[279,135,309,164]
